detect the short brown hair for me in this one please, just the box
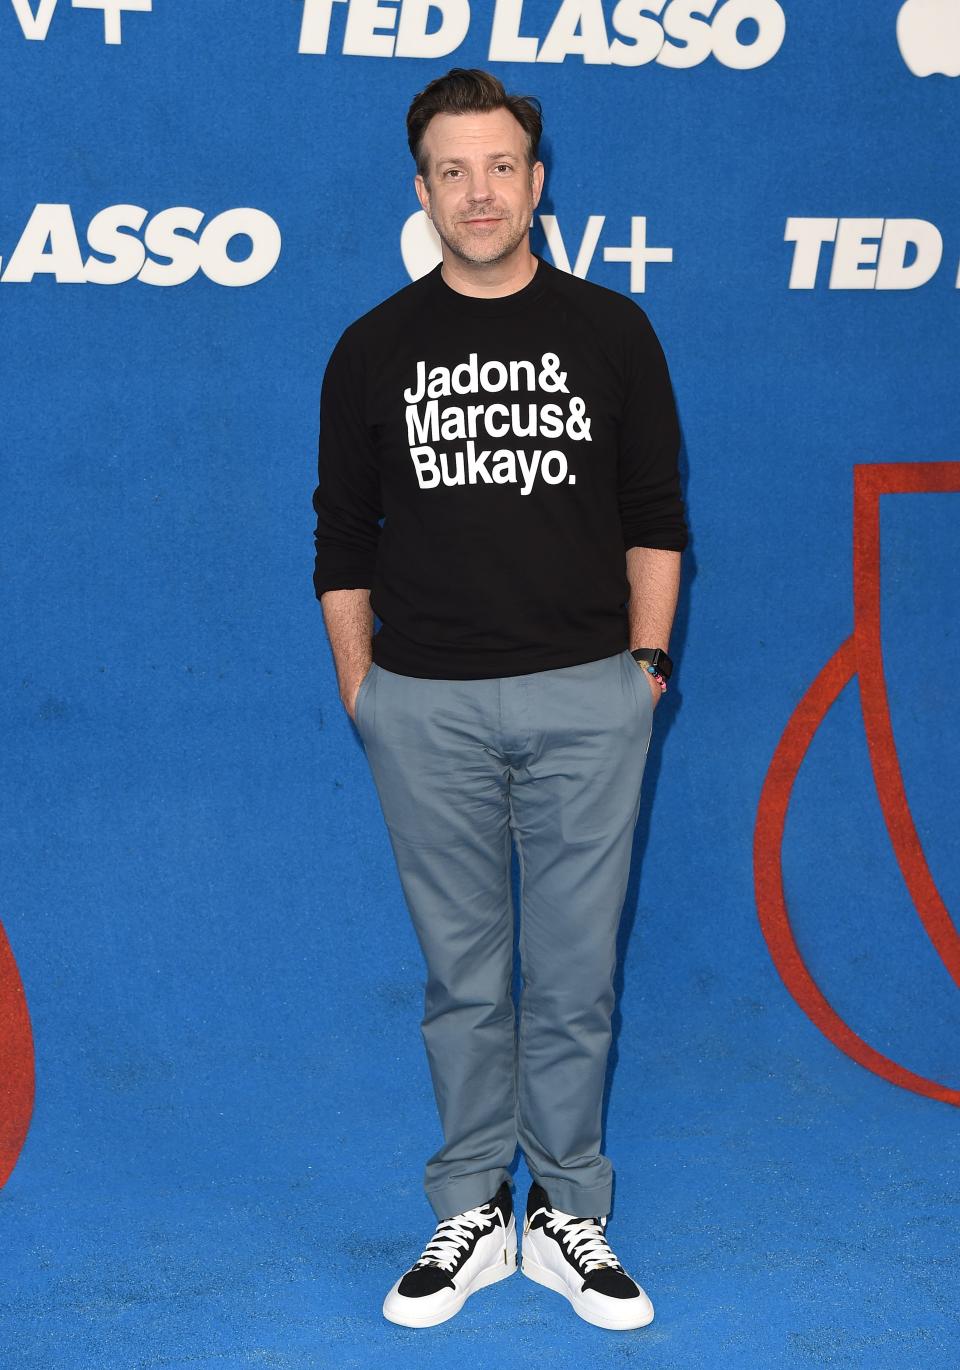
[406,68,543,182]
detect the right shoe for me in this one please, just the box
[382,1179,517,1327]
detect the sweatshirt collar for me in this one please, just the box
[427,254,550,318]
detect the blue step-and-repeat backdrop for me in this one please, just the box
[0,1,958,1361]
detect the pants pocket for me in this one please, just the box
[354,663,377,731]
[623,650,655,716]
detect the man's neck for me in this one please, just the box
[439,247,539,300]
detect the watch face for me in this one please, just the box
[650,649,672,680]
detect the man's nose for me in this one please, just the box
[465,171,495,201]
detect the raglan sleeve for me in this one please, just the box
[311,325,383,600]
[615,304,688,553]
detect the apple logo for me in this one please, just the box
[400,210,442,282]
[897,0,960,76]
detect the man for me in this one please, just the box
[312,68,687,1333]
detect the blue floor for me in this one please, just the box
[3,980,957,1368]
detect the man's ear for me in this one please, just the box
[414,173,431,219]
[531,160,545,212]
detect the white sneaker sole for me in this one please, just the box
[382,1216,518,1328]
[520,1250,655,1331]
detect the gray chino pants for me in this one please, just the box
[353,647,654,1222]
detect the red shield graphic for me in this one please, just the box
[754,461,960,1105]
[0,919,34,1185]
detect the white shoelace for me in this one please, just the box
[543,1210,624,1274]
[414,1204,501,1273]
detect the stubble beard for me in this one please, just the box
[434,204,532,268]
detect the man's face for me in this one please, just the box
[414,107,545,268]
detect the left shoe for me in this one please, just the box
[520,1181,655,1331]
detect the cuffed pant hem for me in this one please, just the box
[425,1168,512,1221]
[528,1173,612,1220]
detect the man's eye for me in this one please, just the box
[495,164,513,173]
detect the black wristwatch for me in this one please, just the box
[630,647,673,681]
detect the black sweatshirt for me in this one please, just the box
[312,254,687,680]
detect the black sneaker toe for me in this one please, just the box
[580,1267,641,1299]
[397,1265,456,1297]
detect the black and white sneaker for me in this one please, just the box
[521,1181,654,1330]
[382,1180,517,1327]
